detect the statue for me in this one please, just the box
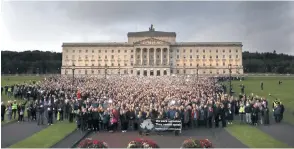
[149,24,155,31]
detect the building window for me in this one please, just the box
[86,50,88,53]
[203,71,206,74]
[216,49,218,53]
[92,50,94,53]
[98,70,100,74]
[112,55,114,59]
[223,62,225,66]
[131,63,133,66]
[209,50,211,53]
[229,49,231,53]
[131,55,133,58]
[111,63,114,66]
[183,70,186,74]
[112,50,114,53]
[118,50,120,53]
[197,64,199,67]
[99,50,101,53]
[73,50,75,53]
[190,63,192,66]
[216,55,218,59]
[236,55,239,58]
[177,70,179,74]
[210,56,212,59]
[216,63,219,66]
[177,55,179,59]
[190,49,192,53]
[223,55,225,59]
[197,55,199,59]
[183,56,186,59]
[105,56,107,59]
[203,55,205,59]
[125,50,127,53]
[125,63,127,66]
[79,50,81,53]
[223,70,226,74]
[203,63,205,66]
[196,49,199,53]
[210,64,212,66]
[131,50,133,52]
[164,55,166,58]
[85,64,88,66]
[203,49,205,53]
[131,70,133,74]
[210,71,212,74]
[236,49,238,53]
[79,70,81,74]
[72,55,75,59]
[92,64,94,66]
[183,49,185,53]
[229,55,232,59]
[223,49,225,53]
[177,49,179,53]
[177,64,179,66]
[92,70,94,74]
[85,55,88,59]
[66,56,68,59]
[190,55,192,59]
[184,63,186,66]
[105,50,107,53]
[118,63,120,66]
[99,63,101,66]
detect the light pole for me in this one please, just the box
[72,64,75,93]
[228,65,238,96]
[104,65,108,79]
[196,65,199,81]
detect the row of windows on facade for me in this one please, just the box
[65,54,239,59]
[64,69,237,75]
[64,49,239,53]
[68,62,238,67]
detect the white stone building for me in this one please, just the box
[61,25,243,76]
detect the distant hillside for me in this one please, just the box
[1,50,293,74]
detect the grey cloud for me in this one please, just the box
[2,1,294,55]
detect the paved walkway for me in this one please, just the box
[52,130,89,148]
[258,122,294,147]
[87,128,247,148]
[1,121,48,148]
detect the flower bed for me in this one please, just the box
[77,138,108,148]
[181,138,213,148]
[127,138,160,148]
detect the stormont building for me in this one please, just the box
[61,25,243,76]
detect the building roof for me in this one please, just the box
[173,42,243,47]
[62,42,133,47]
[127,31,176,37]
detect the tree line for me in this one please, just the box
[1,50,294,74]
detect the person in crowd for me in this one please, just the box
[12,101,18,120]
[227,104,233,125]
[239,103,245,124]
[37,100,45,125]
[245,102,252,124]
[220,104,227,128]
[92,108,100,132]
[273,103,282,123]
[1,102,6,121]
[120,109,128,133]
[47,102,54,125]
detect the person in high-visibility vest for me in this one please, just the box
[12,101,18,120]
[239,103,245,123]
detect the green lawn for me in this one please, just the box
[1,76,43,124]
[226,124,289,148]
[9,122,77,148]
[225,76,294,124]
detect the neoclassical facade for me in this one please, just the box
[61,25,243,76]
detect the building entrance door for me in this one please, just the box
[144,70,148,76]
[137,71,140,76]
[150,70,154,76]
[156,70,160,76]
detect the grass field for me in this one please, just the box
[225,76,294,125]
[1,76,44,125]
[9,122,76,148]
[1,76,77,148]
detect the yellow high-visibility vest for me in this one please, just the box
[12,103,17,110]
[239,106,245,113]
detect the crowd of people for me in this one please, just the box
[1,75,285,133]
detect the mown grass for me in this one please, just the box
[226,76,294,124]
[9,122,76,148]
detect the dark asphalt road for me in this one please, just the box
[87,128,247,148]
[258,122,294,147]
[51,130,89,148]
[1,121,48,148]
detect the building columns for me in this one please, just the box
[141,49,143,65]
[161,48,163,65]
[147,49,150,65]
[167,48,170,65]
[154,49,156,66]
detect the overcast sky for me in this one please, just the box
[1,1,294,55]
